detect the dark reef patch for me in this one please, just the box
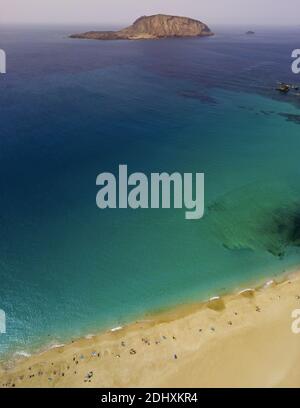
[178,90,218,105]
[279,113,300,125]
[208,184,300,258]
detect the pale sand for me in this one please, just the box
[1,272,300,388]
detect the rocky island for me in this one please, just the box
[70,14,213,41]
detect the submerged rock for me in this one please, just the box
[208,184,300,258]
[279,113,300,125]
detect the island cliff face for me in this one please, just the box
[70,14,213,40]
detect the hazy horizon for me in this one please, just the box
[1,0,300,26]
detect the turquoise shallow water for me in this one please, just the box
[0,26,300,357]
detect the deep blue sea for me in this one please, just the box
[1,24,300,358]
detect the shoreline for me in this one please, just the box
[1,268,300,387]
[2,266,295,365]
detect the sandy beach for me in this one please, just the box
[1,271,300,388]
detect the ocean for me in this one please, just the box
[0,24,300,358]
